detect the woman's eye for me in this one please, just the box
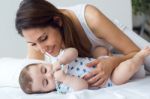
[40,35,48,42]
[31,43,36,46]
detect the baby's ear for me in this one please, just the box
[53,16,62,27]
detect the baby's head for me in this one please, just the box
[19,63,56,94]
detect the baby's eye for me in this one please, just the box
[41,67,47,74]
[43,79,48,87]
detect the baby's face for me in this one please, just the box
[28,63,56,92]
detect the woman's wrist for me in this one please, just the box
[109,55,124,70]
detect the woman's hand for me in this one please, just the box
[83,56,119,87]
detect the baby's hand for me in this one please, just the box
[52,62,61,72]
[54,69,66,82]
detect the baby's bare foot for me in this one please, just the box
[136,46,150,58]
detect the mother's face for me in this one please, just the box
[22,26,64,56]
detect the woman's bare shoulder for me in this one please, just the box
[84,4,139,54]
[84,4,111,37]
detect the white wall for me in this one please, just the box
[0,0,132,58]
[0,0,27,58]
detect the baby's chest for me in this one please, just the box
[67,58,95,78]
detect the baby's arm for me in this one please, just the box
[63,75,89,91]
[92,46,111,58]
[58,48,78,65]
[54,48,88,91]
[54,69,88,91]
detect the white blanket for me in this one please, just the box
[0,76,150,99]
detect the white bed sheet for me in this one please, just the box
[0,76,150,99]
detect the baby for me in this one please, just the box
[19,47,150,94]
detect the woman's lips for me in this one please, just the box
[47,46,55,55]
[46,46,60,56]
[48,50,53,55]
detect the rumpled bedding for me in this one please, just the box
[0,76,150,99]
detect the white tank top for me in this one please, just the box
[64,4,113,51]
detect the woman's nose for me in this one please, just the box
[45,72,53,79]
[37,43,47,53]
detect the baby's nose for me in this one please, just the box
[46,71,53,78]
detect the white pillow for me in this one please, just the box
[0,57,45,88]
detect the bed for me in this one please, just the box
[1,77,150,99]
[0,58,150,99]
[1,0,150,99]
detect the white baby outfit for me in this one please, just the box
[49,51,113,94]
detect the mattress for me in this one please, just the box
[0,76,150,99]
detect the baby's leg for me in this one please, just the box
[111,47,150,85]
[114,20,150,72]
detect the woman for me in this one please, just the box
[15,0,150,88]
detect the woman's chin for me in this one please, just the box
[51,51,60,57]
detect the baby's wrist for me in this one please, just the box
[62,74,69,83]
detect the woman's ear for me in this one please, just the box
[53,16,62,27]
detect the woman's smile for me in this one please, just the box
[47,45,55,55]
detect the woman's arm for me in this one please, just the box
[83,4,140,87]
[85,4,139,54]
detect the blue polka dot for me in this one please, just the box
[83,69,87,73]
[108,83,112,87]
[75,59,78,62]
[80,62,83,65]
[71,67,74,70]
[58,86,61,89]
[76,67,80,71]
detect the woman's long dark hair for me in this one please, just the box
[15,0,91,57]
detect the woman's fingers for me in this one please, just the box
[86,59,99,67]
[84,58,112,88]
[91,77,107,87]
[83,70,98,80]
[87,71,105,86]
